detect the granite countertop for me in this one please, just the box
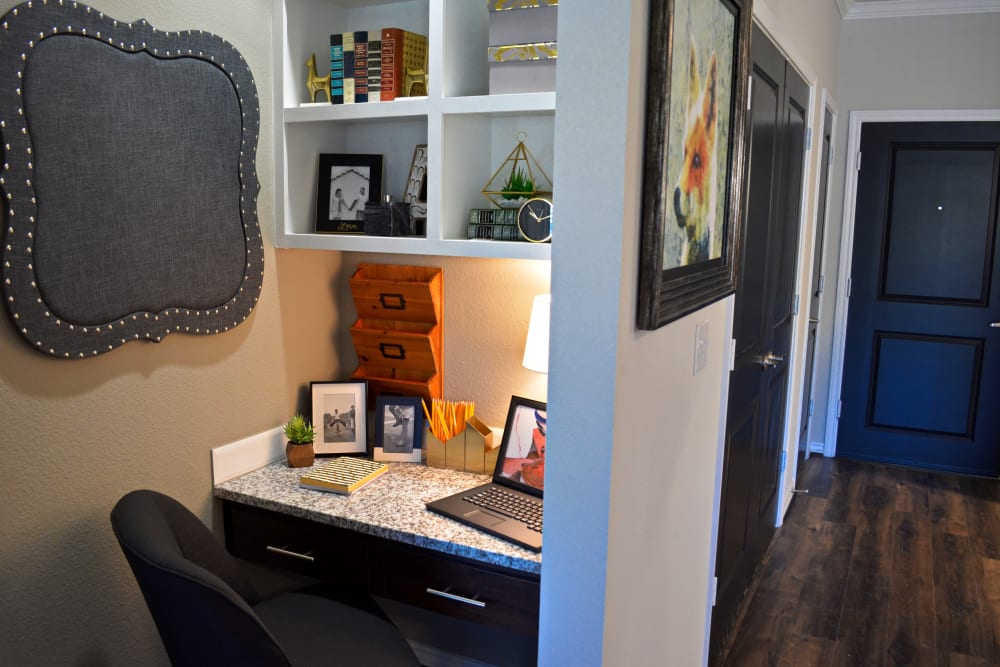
[214,460,542,575]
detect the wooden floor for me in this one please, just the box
[719,455,1000,667]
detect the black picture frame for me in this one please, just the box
[315,153,383,234]
[373,396,424,463]
[310,380,368,455]
[637,0,753,330]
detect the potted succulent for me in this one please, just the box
[283,414,316,468]
[499,166,535,208]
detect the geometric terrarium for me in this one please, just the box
[481,131,553,209]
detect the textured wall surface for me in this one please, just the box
[0,1,550,664]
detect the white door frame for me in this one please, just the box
[823,109,1000,458]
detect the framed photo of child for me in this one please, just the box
[373,396,424,463]
[310,380,367,455]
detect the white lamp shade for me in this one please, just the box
[522,294,551,373]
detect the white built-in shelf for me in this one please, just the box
[273,0,556,260]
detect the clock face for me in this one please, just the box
[517,197,553,243]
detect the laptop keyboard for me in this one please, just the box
[464,487,543,533]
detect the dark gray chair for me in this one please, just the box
[110,489,419,666]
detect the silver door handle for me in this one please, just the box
[990,322,1000,328]
[760,352,784,369]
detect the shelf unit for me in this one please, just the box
[273,0,556,260]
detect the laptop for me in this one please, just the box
[426,395,546,552]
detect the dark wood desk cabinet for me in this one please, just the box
[222,500,541,636]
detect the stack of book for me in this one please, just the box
[330,28,427,104]
[467,207,522,241]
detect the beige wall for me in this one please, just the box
[0,1,549,664]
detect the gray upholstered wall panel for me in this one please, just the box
[0,2,263,357]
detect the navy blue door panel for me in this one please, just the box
[838,122,1000,476]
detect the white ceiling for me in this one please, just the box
[837,0,1000,19]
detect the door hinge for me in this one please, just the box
[847,277,852,298]
[809,398,815,417]
[818,274,825,295]
[730,338,736,372]
[780,450,787,472]
[710,576,719,606]
[747,75,753,111]
[792,293,800,316]
[829,144,835,166]
[837,399,843,419]
[805,127,812,152]
[856,151,862,172]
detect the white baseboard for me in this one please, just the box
[211,426,284,484]
[809,441,826,455]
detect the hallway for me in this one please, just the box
[719,456,1000,666]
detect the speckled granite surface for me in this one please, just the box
[214,460,542,575]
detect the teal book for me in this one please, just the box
[329,33,344,104]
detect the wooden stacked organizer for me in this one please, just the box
[349,264,443,405]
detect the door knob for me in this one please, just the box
[990,322,1000,328]
[759,352,784,370]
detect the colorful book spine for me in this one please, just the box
[329,33,344,104]
[353,30,369,103]
[367,39,382,102]
[342,31,356,104]
[380,27,400,101]
[381,28,427,100]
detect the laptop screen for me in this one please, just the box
[495,396,547,495]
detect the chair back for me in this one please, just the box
[111,489,290,666]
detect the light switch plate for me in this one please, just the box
[694,321,709,375]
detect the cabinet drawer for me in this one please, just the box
[373,542,540,635]
[350,264,442,324]
[350,319,440,374]
[223,502,370,589]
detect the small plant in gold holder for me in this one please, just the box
[481,131,553,208]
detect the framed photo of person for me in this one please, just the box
[373,396,424,463]
[315,153,383,234]
[310,380,367,455]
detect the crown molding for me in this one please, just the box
[844,0,1000,19]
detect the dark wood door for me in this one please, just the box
[710,25,809,658]
[837,122,1000,476]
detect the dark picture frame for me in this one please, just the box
[310,380,368,455]
[637,0,753,330]
[315,153,383,234]
[373,396,424,463]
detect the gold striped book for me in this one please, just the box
[299,458,389,494]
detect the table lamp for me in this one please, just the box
[522,294,551,374]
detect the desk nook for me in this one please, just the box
[215,460,542,658]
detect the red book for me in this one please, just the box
[381,28,427,101]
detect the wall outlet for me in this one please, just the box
[694,321,709,375]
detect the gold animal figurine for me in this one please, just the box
[305,53,331,103]
[403,67,427,97]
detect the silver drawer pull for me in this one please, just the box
[425,587,486,608]
[265,545,315,562]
